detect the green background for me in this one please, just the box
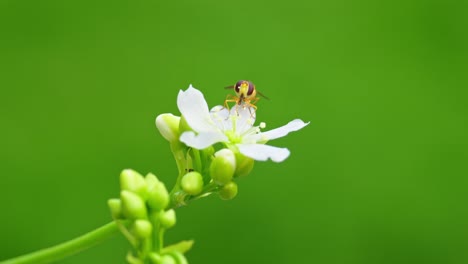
[1,0,467,263]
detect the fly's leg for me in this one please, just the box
[243,97,258,119]
[224,95,239,120]
[247,103,257,119]
[224,94,238,111]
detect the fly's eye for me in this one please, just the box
[247,82,255,96]
[235,80,244,93]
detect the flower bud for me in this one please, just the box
[201,145,214,158]
[160,255,176,264]
[120,169,147,198]
[156,114,181,142]
[149,253,162,264]
[121,190,147,219]
[210,149,236,185]
[178,116,192,134]
[181,171,204,195]
[107,198,123,219]
[167,251,188,264]
[133,219,153,239]
[159,209,176,229]
[234,153,254,178]
[218,181,238,200]
[146,173,169,210]
[127,252,144,264]
[145,172,159,186]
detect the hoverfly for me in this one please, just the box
[224,80,269,112]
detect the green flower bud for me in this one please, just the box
[121,190,147,219]
[120,169,147,198]
[210,149,236,185]
[145,172,159,186]
[218,181,238,200]
[132,219,153,239]
[234,152,254,178]
[167,251,188,264]
[107,198,123,219]
[149,253,162,264]
[201,145,214,158]
[181,171,204,195]
[146,173,170,210]
[178,116,192,134]
[156,113,181,142]
[150,253,180,264]
[159,209,176,229]
[127,252,144,264]
[160,255,176,264]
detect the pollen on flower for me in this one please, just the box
[259,122,266,129]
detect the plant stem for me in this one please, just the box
[0,221,128,264]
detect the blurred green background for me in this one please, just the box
[1,0,467,263]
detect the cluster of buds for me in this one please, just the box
[108,169,191,264]
[156,113,255,207]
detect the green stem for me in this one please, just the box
[150,213,161,252]
[201,181,218,193]
[158,228,166,251]
[0,221,128,264]
[189,182,217,203]
[116,220,137,248]
[169,141,187,196]
[191,148,202,173]
[171,142,187,178]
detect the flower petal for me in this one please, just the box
[180,131,228,149]
[237,143,290,162]
[177,85,217,133]
[230,106,256,134]
[210,105,231,130]
[254,119,309,142]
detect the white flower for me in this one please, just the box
[177,85,309,162]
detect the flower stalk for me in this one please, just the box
[0,221,128,264]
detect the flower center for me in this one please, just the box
[224,130,242,144]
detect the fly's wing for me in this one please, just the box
[256,90,270,100]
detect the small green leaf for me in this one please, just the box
[161,240,194,254]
